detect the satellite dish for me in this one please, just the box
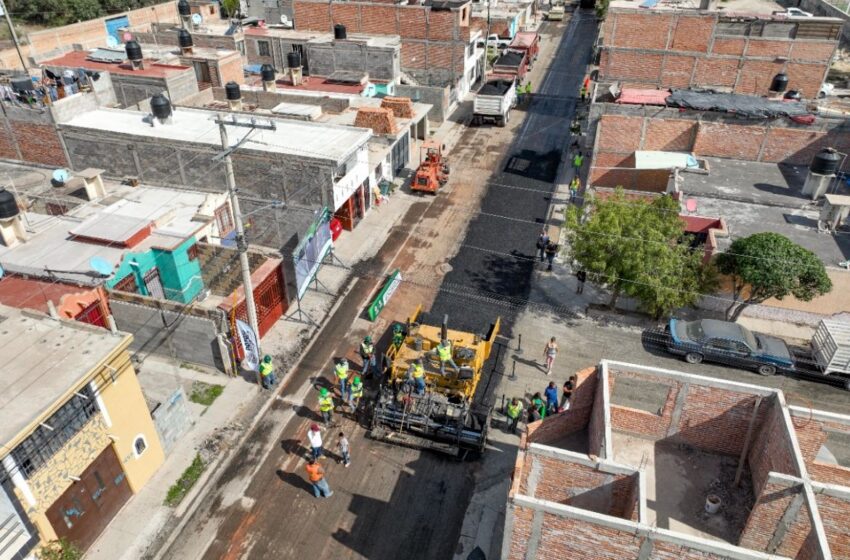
[106,35,119,48]
[52,169,70,184]
[122,31,133,42]
[191,13,203,25]
[89,257,114,277]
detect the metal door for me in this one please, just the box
[232,266,287,359]
[105,16,130,43]
[45,447,132,552]
[143,268,166,299]
[74,300,108,329]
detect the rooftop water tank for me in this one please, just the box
[811,148,841,176]
[783,90,802,101]
[334,24,347,40]
[261,64,276,82]
[150,94,172,120]
[10,76,33,93]
[225,81,242,100]
[0,189,19,220]
[287,51,301,69]
[125,40,143,62]
[770,73,789,93]
[178,0,191,16]
[177,29,194,48]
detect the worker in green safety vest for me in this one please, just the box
[408,358,426,395]
[318,387,334,425]
[359,336,378,378]
[530,392,546,422]
[506,398,524,434]
[431,339,460,376]
[334,358,350,402]
[259,355,276,390]
[349,376,364,409]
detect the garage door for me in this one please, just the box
[45,447,132,551]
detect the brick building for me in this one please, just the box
[505,360,850,559]
[598,8,842,99]
[292,0,484,97]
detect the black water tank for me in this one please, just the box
[10,76,33,93]
[811,148,841,176]
[334,24,347,40]
[770,73,789,93]
[177,29,193,48]
[287,51,301,69]
[150,94,172,120]
[125,40,143,62]
[784,90,802,101]
[0,189,18,220]
[178,0,191,16]
[225,81,242,100]
[260,64,275,82]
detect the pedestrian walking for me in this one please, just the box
[359,336,378,378]
[580,85,588,103]
[306,423,323,460]
[561,375,577,410]
[334,358,350,402]
[349,376,363,410]
[259,354,276,390]
[536,228,549,262]
[409,357,426,394]
[305,457,333,498]
[338,432,351,467]
[318,387,334,425]
[543,337,558,374]
[573,151,584,172]
[575,269,587,294]
[545,240,558,271]
[506,398,524,434]
[569,177,580,201]
[530,392,546,421]
[544,381,559,415]
[432,338,460,375]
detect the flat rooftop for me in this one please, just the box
[63,106,370,162]
[0,305,128,446]
[245,74,368,95]
[609,0,783,15]
[679,158,850,264]
[41,49,192,78]
[245,27,401,48]
[139,43,241,62]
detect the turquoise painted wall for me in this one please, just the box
[107,237,203,304]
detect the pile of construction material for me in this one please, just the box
[354,107,397,134]
[380,96,414,118]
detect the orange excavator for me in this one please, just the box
[411,141,450,194]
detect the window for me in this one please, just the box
[11,386,98,478]
[143,268,165,299]
[215,203,234,235]
[186,244,199,261]
[258,40,271,57]
[133,435,147,458]
[113,274,138,294]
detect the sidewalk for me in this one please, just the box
[86,357,260,560]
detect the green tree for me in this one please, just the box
[595,0,610,20]
[716,232,832,320]
[565,189,716,319]
[221,0,241,18]
[66,0,104,22]
[36,538,83,560]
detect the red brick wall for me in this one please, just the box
[660,55,695,89]
[674,386,762,456]
[528,367,597,445]
[536,514,641,559]
[815,493,850,558]
[609,372,679,440]
[589,168,669,192]
[506,505,533,560]
[695,122,768,160]
[7,121,67,167]
[739,481,809,555]
[670,15,713,53]
[295,2,332,31]
[216,55,245,86]
[0,121,18,159]
[748,403,801,496]
[792,416,850,486]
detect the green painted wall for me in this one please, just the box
[107,237,203,304]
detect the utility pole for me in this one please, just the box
[214,114,276,382]
[0,0,28,73]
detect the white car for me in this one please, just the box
[774,7,814,17]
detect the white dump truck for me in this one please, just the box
[472,78,517,127]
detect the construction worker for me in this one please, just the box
[349,376,364,410]
[392,324,405,348]
[259,355,276,390]
[334,358,350,402]
[432,339,459,375]
[573,151,584,172]
[569,176,580,201]
[305,457,333,498]
[408,358,426,395]
[580,84,588,103]
[318,387,334,425]
[530,392,546,422]
[524,81,532,101]
[359,336,377,378]
[506,398,524,434]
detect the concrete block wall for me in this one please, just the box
[396,84,451,123]
[135,26,243,52]
[209,86,351,113]
[150,387,193,455]
[598,9,838,99]
[609,370,680,439]
[527,367,598,446]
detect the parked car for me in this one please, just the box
[773,7,813,17]
[665,318,794,376]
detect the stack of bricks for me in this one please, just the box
[354,107,397,134]
[380,96,414,118]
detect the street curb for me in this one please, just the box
[150,277,359,560]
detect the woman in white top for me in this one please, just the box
[543,337,558,375]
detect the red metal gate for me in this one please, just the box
[231,266,287,359]
[74,300,108,328]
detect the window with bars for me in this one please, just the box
[11,385,99,478]
[113,274,138,294]
[215,203,234,236]
[258,40,271,57]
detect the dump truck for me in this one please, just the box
[509,31,540,69]
[472,78,517,127]
[547,4,565,20]
[491,49,529,83]
[369,305,501,457]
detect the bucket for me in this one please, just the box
[705,494,721,514]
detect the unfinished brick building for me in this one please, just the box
[505,361,850,559]
[598,9,841,100]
